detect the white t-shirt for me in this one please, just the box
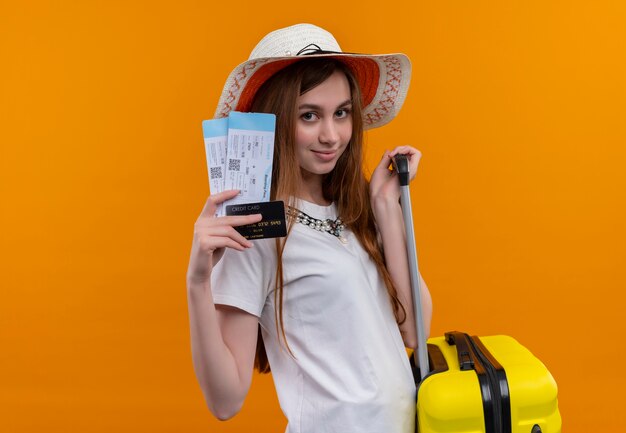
[211,199,416,433]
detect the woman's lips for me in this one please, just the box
[311,150,336,162]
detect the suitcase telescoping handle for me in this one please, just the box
[392,154,429,381]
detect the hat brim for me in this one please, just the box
[214,53,411,130]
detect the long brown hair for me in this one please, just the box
[249,58,406,373]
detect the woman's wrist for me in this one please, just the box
[370,193,401,219]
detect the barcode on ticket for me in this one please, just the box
[228,159,241,171]
[209,166,222,179]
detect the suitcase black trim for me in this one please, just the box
[411,344,449,384]
[444,332,500,433]
[466,335,510,433]
[440,331,513,433]
[471,336,512,433]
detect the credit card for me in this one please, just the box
[225,200,287,240]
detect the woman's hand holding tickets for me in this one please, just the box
[187,189,262,286]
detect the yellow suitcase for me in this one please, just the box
[415,332,561,433]
[393,155,562,433]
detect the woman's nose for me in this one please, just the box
[319,119,340,145]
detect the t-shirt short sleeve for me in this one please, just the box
[210,238,276,318]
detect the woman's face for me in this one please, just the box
[294,70,353,180]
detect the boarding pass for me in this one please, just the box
[202,112,276,216]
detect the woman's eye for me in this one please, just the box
[336,108,350,118]
[301,112,317,121]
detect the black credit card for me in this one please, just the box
[225,200,287,240]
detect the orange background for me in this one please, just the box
[1,1,625,432]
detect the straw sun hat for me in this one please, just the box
[214,23,411,130]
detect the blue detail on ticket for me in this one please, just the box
[228,111,276,132]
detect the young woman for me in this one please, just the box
[187,24,432,433]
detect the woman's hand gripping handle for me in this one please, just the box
[368,146,431,350]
